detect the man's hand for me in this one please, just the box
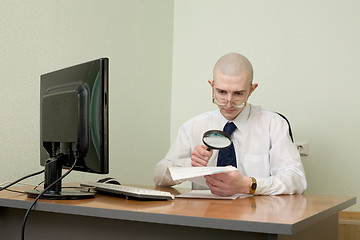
[191,145,213,167]
[204,170,252,196]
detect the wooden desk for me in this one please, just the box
[0,185,355,240]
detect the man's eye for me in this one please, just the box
[234,92,245,96]
[218,90,226,95]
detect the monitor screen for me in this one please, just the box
[26,58,109,200]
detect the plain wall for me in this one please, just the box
[171,0,360,210]
[0,0,173,186]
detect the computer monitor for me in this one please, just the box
[26,58,109,200]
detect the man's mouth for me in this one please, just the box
[222,108,236,113]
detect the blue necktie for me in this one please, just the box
[217,122,237,167]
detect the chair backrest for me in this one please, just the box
[275,112,294,142]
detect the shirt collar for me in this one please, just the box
[217,103,251,132]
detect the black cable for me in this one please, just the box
[5,188,25,194]
[21,157,78,240]
[33,181,44,191]
[0,170,45,192]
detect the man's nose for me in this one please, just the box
[226,94,233,106]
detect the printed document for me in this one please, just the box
[168,166,237,187]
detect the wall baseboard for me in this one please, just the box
[339,211,360,240]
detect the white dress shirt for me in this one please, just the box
[153,104,307,195]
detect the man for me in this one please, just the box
[153,53,307,196]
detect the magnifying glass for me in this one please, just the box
[202,130,232,150]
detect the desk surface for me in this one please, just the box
[0,184,355,235]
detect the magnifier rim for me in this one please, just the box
[202,130,231,150]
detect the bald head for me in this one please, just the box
[213,53,253,84]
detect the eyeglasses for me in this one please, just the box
[212,87,247,109]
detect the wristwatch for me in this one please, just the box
[249,177,257,195]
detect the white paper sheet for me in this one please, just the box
[168,166,237,187]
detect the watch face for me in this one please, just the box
[249,177,257,194]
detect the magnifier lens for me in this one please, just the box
[202,130,232,150]
[203,135,230,148]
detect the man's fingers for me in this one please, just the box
[191,156,208,167]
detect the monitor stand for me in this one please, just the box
[26,155,94,200]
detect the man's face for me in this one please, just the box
[210,71,257,121]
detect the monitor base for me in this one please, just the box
[26,189,95,200]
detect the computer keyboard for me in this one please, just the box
[93,182,175,200]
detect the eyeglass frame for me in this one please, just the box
[211,84,249,109]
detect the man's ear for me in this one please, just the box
[208,80,214,87]
[249,83,258,96]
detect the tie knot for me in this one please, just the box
[223,122,237,135]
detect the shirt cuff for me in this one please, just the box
[254,177,270,195]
